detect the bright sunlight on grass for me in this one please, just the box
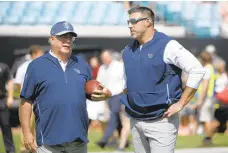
[0,130,227,153]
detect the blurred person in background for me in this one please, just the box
[214,60,228,96]
[112,51,131,151]
[179,57,204,136]
[205,44,224,69]
[15,45,44,92]
[96,49,130,151]
[87,56,107,135]
[89,56,100,80]
[0,62,16,153]
[11,53,32,78]
[14,45,44,153]
[214,60,228,135]
[179,72,198,136]
[194,51,216,146]
[112,51,122,62]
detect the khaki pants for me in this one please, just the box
[20,112,36,152]
[130,114,179,153]
[199,98,215,122]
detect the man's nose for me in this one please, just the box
[128,22,133,28]
[65,37,72,43]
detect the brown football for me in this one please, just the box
[85,80,103,99]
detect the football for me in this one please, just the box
[85,80,103,99]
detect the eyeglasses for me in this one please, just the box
[56,34,76,42]
[127,18,148,25]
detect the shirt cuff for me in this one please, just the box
[186,69,206,89]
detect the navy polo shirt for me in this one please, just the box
[20,52,92,146]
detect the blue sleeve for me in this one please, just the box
[86,62,92,81]
[20,63,37,102]
[77,55,92,81]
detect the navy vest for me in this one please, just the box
[121,30,182,120]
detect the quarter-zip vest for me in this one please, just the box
[121,31,182,120]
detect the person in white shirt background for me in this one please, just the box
[193,51,216,146]
[214,60,228,94]
[86,56,108,135]
[15,45,44,92]
[96,49,130,152]
[205,44,224,69]
[14,45,44,153]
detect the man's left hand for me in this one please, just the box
[163,102,184,118]
[91,88,111,101]
[7,97,14,108]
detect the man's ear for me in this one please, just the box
[49,37,54,45]
[145,19,152,27]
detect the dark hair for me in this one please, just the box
[128,6,155,26]
[28,45,43,55]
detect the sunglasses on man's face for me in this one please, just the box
[127,17,148,25]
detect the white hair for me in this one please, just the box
[205,44,216,53]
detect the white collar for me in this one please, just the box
[49,50,68,64]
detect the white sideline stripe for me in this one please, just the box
[89,147,228,153]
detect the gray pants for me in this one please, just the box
[37,141,87,153]
[130,114,179,153]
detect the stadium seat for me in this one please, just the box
[72,2,93,25]
[192,3,216,37]
[181,1,198,29]
[54,2,77,23]
[0,2,11,17]
[88,2,109,25]
[120,11,128,25]
[0,1,222,37]
[165,2,183,25]
[155,2,168,22]
[38,15,54,25]
[103,2,124,25]
[4,16,20,25]
[27,1,43,13]
[0,16,3,24]
[21,14,38,25]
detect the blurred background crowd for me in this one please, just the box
[0,1,228,153]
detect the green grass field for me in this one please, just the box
[0,130,228,153]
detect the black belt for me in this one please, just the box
[127,95,168,114]
[73,138,84,143]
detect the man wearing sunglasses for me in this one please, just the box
[19,21,110,153]
[93,6,206,153]
[122,7,207,153]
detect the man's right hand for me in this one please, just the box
[91,88,111,101]
[23,132,37,153]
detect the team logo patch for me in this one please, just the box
[74,68,80,74]
[63,22,70,29]
[148,53,153,58]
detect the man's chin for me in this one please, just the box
[61,48,71,53]
[131,34,138,39]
